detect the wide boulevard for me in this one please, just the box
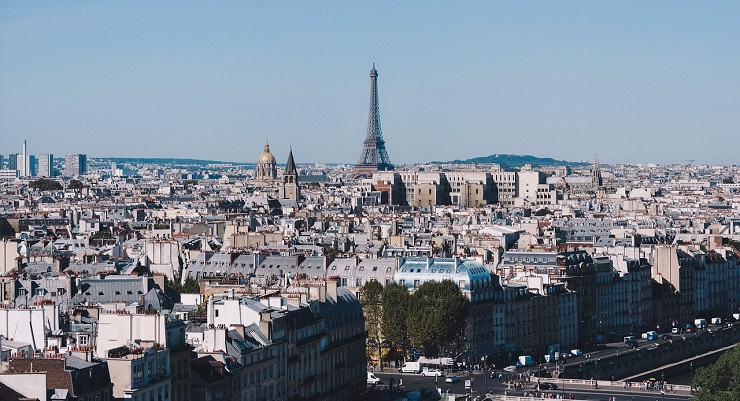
[368,370,692,400]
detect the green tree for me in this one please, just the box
[164,276,184,293]
[407,280,468,357]
[692,344,740,400]
[29,178,62,191]
[381,282,411,362]
[90,230,113,240]
[181,277,201,293]
[68,179,85,190]
[360,280,384,364]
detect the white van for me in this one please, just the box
[367,372,381,385]
[400,361,422,373]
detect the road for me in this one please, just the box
[368,370,692,401]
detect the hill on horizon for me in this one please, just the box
[95,157,252,166]
[436,154,589,169]
[93,154,589,169]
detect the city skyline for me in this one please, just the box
[1,2,738,166]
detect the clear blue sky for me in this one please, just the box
[1,1,738,165]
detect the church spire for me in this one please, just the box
[285,147,297,175]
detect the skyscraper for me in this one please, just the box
[37,154,54,177]
[7,154,18,171]
[353,64,394,178]
[17,154,34,177]
[15,140,33,177]
[64,154,87,177]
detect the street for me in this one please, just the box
[367,370,692,400]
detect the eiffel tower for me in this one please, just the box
[353,63,394,178]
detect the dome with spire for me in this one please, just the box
[256,141,277,180]
[258,142,276,164]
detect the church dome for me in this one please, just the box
[258,143,276,164]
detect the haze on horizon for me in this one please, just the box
[1,1,738,166]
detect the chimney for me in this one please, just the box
[231,324,245,339]
[259,310,272,341]
[318,285,327,302]
[326,279,338,302]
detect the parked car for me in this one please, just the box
[421,368,444,377]
[504,365,517,372]
[445,375,461,383]
[539,382,558,390]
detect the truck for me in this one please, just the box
[624,335,635,345]
[516,355,535,367]
[543,344,561,363]
[642,331,658,341]
[399,362,422,373]
[711,317,722,325]
[694,319,707,329]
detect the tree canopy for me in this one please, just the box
[381,282,411,360]
[29,178,62,191]
[181,277,201,293]
[360,281,383,345]
[534,207,553,216]
[407,280,468,357]
[692,344,740,400]
[68,179,85,189]
[165,276,200,294]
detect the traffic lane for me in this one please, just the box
[371,371,499,394]
[560,388,690,401]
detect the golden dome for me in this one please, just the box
[258,142,276,164]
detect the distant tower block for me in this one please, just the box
[353,64,394,178]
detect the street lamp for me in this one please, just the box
[690,362,694,394]
[561,364,565,398]
[595,358,599,389]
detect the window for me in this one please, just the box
[215,309,219,317]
